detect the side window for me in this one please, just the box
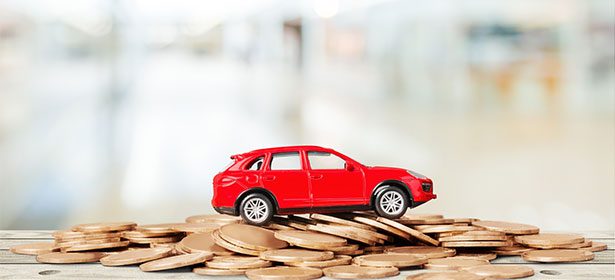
[270,152,302,170]
[308,151,346,170]
[245,156,264,171]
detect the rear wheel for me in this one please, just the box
[374,186,409,219]
[239,193,274,226]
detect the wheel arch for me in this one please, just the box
[235,187,279,215]
[370,180,413,208]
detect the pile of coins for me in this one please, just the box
[10,212,608,279]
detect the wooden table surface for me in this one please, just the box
[0,230,613,279]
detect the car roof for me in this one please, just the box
[242,145,331,155]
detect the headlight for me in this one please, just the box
[407,169,427,179]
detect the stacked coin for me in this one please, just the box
[10,212,608,279]
[124,223,185,247]
[54,222,135,253]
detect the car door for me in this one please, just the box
[307,151,365,207]
[260,151,311,209]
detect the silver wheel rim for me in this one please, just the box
[243,197,269,223]
[380,190,404,215]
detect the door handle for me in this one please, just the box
[310,174,323,180]
[262,175,276,181]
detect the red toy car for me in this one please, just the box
[212,146,436,225]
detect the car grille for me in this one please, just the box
[421,183,432,192]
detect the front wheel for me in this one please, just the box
[374,186,409,219]
[239,193,274,226]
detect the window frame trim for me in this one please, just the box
[266,151,305,171]
[306,150,348,170]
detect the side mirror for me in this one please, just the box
[345,163,355,172]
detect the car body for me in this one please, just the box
[212,145,436,224]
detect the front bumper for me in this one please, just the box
[407,179,436,203]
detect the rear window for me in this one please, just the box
[245,156,264,171]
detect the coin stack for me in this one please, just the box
[10,212,608,280]
[54,222,135,253]
[123,223,186,247]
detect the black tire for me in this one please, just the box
[239,193,274,226]
[373,186,409,219]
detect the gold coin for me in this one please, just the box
[439,234,508,242]
[363,246,386,253]
[65,241,129,252]
[450,218,479,224]
[151,242,178,249]
[211,229,261,256]
[397,218,455,225]
[274,230,347,247]
[218,224,288,251]
[246,266,323,280]
[463,264,534,278]
[322,264,399,279]
[259,249,334,262]
[455,252,497,261]
[529,239,592,249]
[121,230,175,238]
[580,241,608,252]
[424,257,490,270]
[10,242,60,255]
[306,224,376,245]
[318,244,360,254]
[493,245,534,256]
[100,247,173,266]
[311,223,389,244]
[185,214,241,224]
[414,225,474,234]
[348,226,393,243]
[376,217,439,246]
[193,267,248,276]
[406,271,486,280]
[139,252,213,272]
[472,220,539,235]
[385,246,456,259]
[178,232,232,255]
[172,222,220,233]
[285,255,352,268]
[352,253,428,268]
[515,233,585,247]
[53,231,122,241]
[126,235,183,244]
[266,223,295,231]
[465,230,505,235]
[206,256,272,269]
[174,242,191,254]
[136,223,183,234]
[401,213,444,220]
[315,223,384,244]
[441,240,511,248]
[71,222,136,233]
[341,249,364,256]
[36,252,106,264]
[56,237,122,248]
[271,216,310,230]
[521,249,594,263]
[350,215,411,240]
[309,214,375,231]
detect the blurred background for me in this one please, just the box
[0,0,613,231]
